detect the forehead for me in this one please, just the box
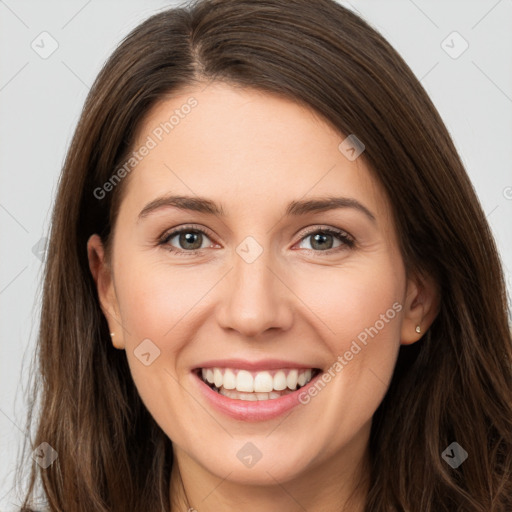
[120,82,389,222]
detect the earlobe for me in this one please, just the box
[87,234,125,350]
[109,331,123,350]
[400,272,439,345]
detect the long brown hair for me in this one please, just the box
[17,0,512,510]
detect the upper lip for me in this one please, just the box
[194,358,320,372]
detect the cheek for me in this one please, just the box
[114,252,212,344]
[290,255,404,420]
[291,253,404,350]
[111,254,201,419]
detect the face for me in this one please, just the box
[88,82,430,491]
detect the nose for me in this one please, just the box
[216,246,294,338]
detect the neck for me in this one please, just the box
[170,427,371,512]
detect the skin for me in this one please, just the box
[88,82,438,512]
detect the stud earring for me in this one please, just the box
[110,332,115,337]
[415,325,421,334]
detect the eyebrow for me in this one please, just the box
[137,194,376,223]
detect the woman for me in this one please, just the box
[17,0,512,510]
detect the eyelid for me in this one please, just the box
[294,224,354,243]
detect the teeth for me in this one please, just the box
[200,367,316,399]
[223,369,236,389]
[287,369,298,390]
[273,370,287,390]
[254,371,273,392]
[213,368,223,388]
[296,369,312,387]
[219,387,293,401]
[236,370,254,392]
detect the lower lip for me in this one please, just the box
[194,371,322,422]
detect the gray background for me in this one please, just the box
[1,1,511,509]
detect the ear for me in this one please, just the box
[400,271,439,345]
[87,234,125,350]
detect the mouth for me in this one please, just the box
[194,367,322,402]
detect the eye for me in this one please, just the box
[158,225,355,256]
[295,227,355,252]
[159,225,215,255]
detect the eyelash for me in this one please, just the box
[157,224,356,256]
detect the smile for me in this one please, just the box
[192,359,324,421]
[200,367,320,401]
